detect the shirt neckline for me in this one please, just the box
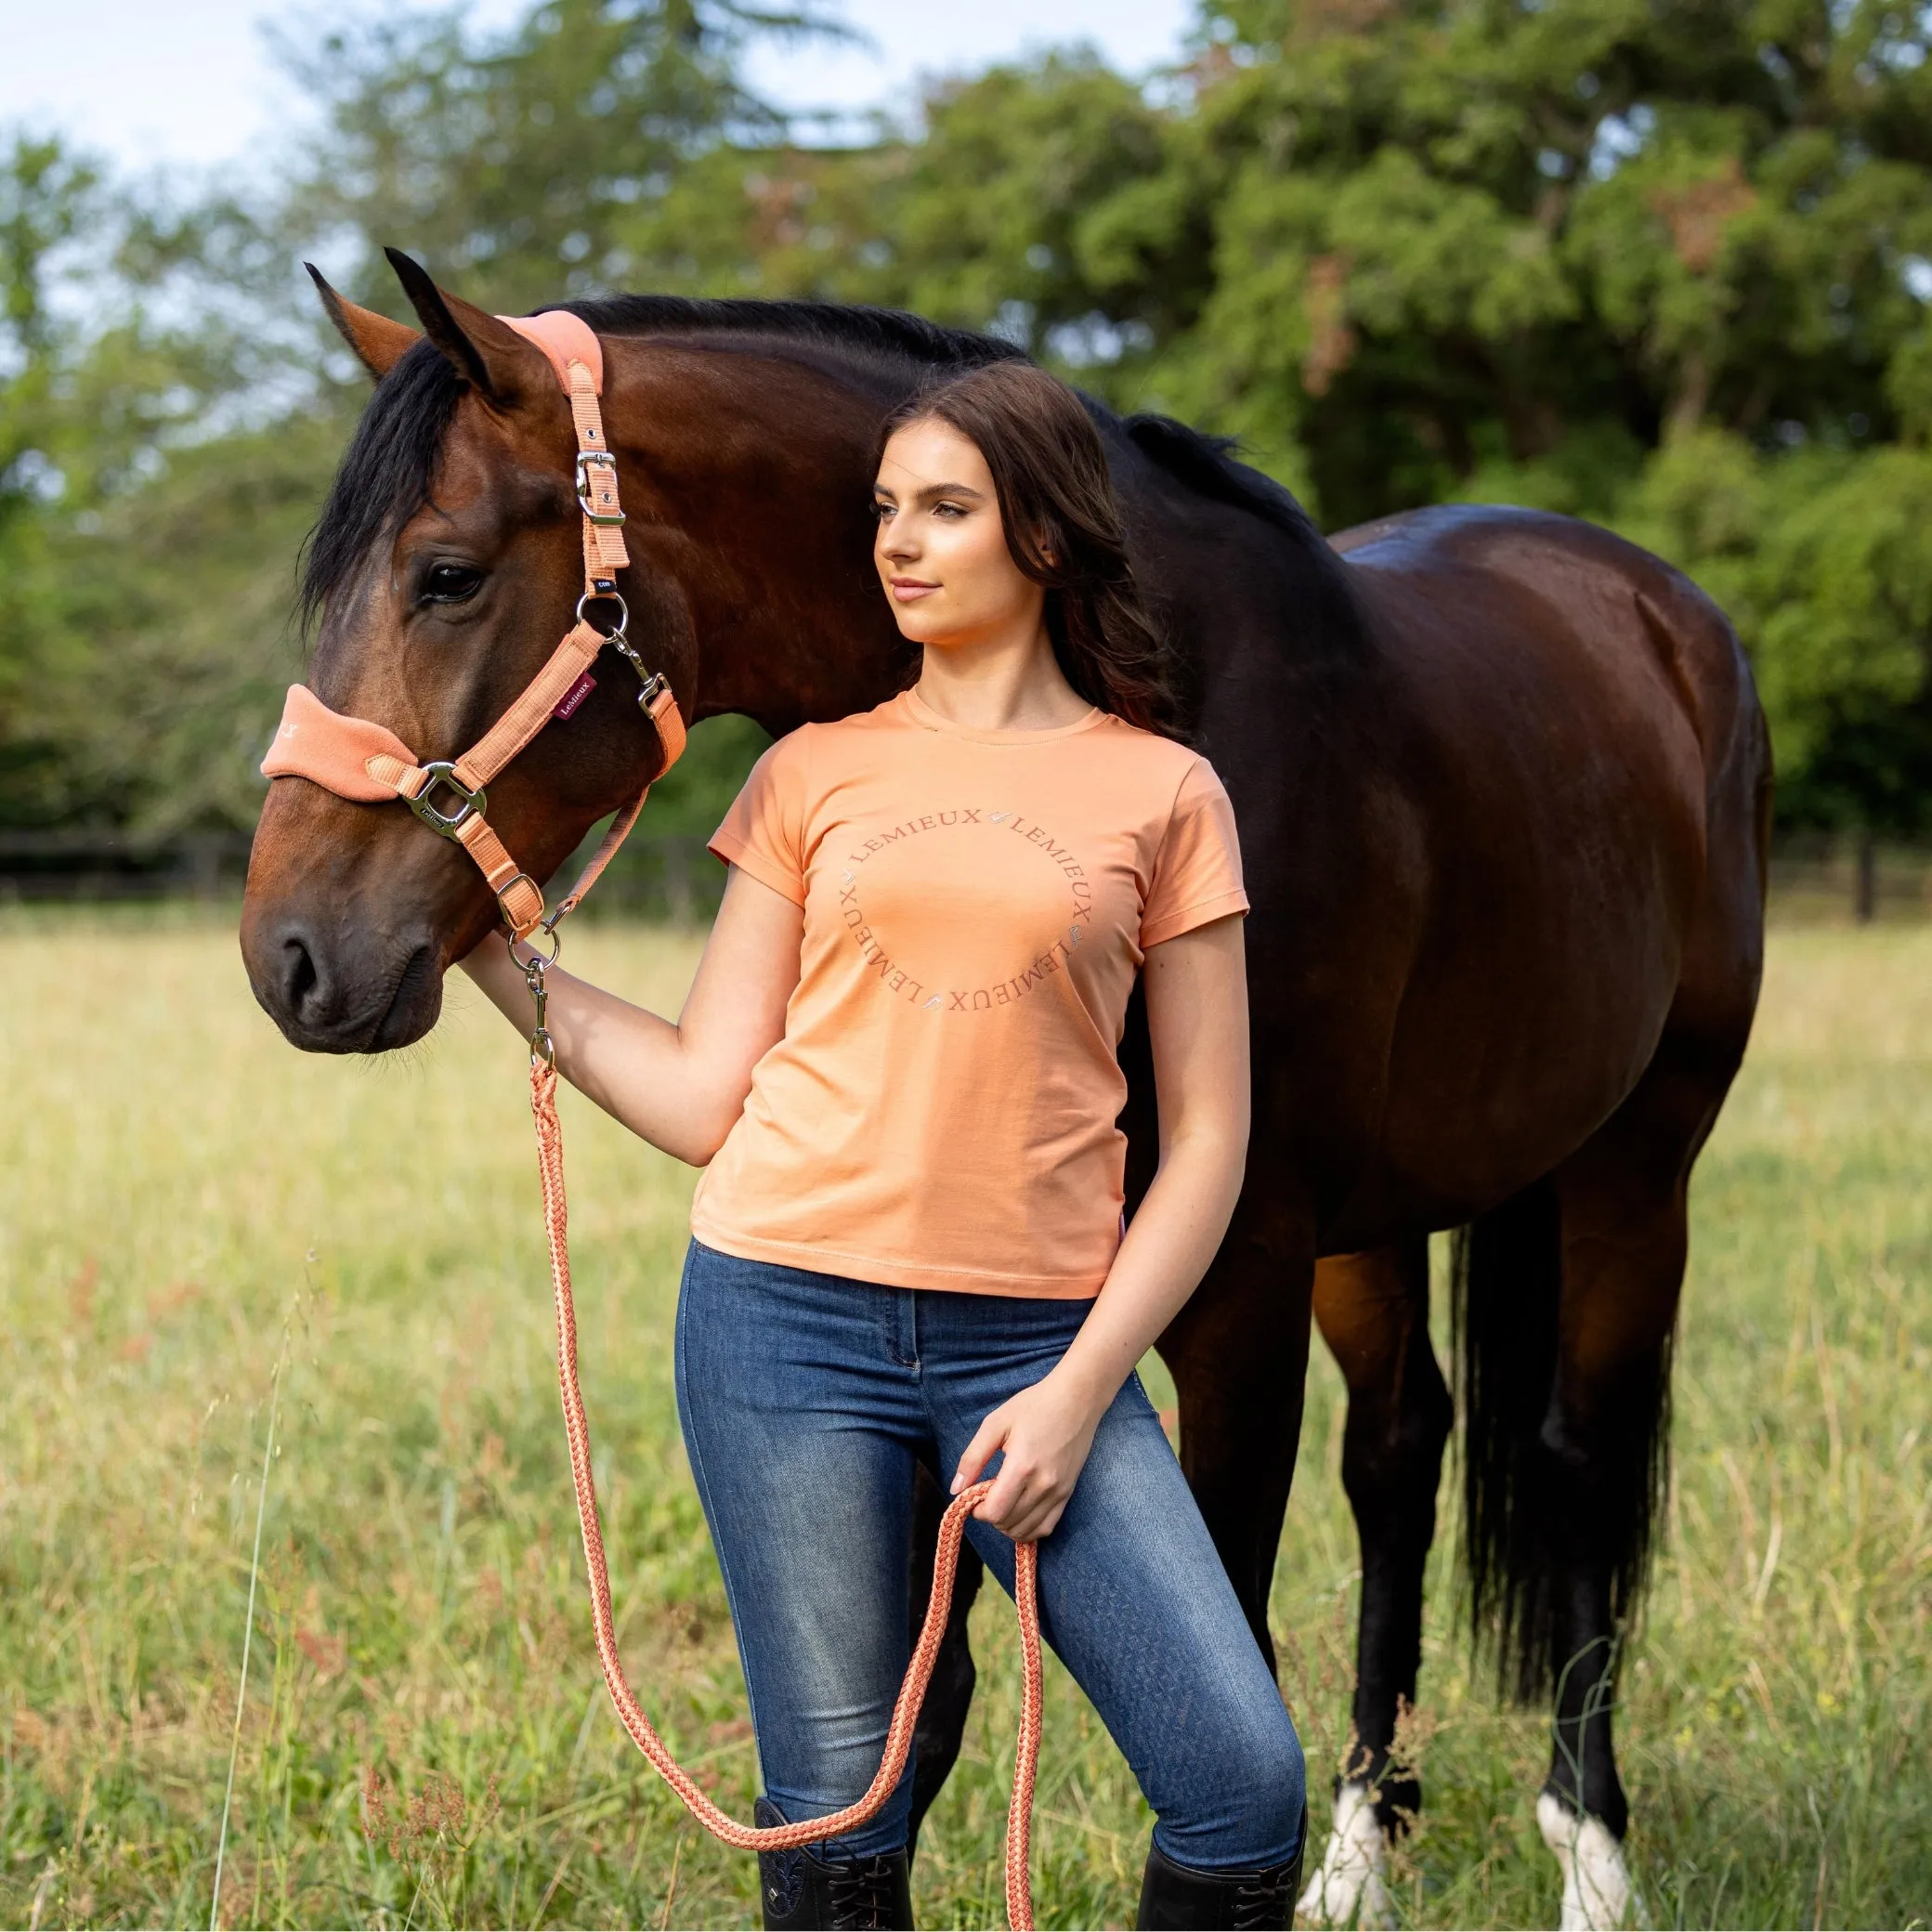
[895,685,1108,746]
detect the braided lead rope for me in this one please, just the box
[528,1059,1043,1928]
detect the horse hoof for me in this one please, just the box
[1295,1781,1395,1928]
[1536,1790,1632,1930]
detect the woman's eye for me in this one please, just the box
[933,502,965,519]
[423,562,484,604]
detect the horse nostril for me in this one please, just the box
[281,933,320,1017]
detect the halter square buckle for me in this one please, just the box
[575,450,625,528]
[408,761,487,838]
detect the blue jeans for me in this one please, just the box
[673,1238,1304,1869]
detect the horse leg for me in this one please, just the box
[905,1457,983,1859]
[1298,1238,1450,1928]
[1454,1165,1671,1932]
[1158,1198,1317,1668]
[1527,1087,1715,1930]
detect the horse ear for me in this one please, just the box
[307,264,420,380]
[384,247,553,408]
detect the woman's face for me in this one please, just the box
[872,417,1044,648]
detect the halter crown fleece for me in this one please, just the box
[261,309,687,940]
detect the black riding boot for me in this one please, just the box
[1134,1805,1307,1931]
[754,1799,914,1930]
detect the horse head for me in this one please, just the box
[241,253,904,1052]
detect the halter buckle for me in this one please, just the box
[575,450,625,527]
[408,762,486,838]
[496,869,544,934]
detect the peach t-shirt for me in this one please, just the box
[689,686,1248,1297]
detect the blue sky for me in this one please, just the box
[1,0,1199,179]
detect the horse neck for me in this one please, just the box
[604,337,912,736]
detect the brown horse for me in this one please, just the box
[241,253,1769,1927]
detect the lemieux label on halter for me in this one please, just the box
[554,670,597,720]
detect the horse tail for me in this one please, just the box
[1451,1178,1673,1704]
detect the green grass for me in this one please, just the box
[1,917,1926,1928]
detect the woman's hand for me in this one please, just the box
[951,1366,1112,1542]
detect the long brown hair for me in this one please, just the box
[877,362,1186,739]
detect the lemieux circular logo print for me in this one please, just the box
[833,805,1095,1013]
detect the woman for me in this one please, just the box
[463,360,1306,1930]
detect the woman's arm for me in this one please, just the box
[954,913,1251,1539]
[460,864,803,1166]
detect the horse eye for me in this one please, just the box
[423,562,484,604]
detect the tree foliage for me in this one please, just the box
[720,0,1932,825]
[288,0,834,314]
[2,0,1930,835]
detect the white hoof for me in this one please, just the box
[1296,1781,1396,1928]
[1536,1791,1632,1930]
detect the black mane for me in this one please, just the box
[568,294,1024,377]
[301,295,1326,629]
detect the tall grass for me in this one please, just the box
[0,917,1925,1928]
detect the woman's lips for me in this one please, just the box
[890,579,939,604]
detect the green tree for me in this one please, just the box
[0,136,100,820]
[1620,430,1932,834]
[8,0,1932,842]
[287,0,837,315]
[776,1,1932,831]
[0,130,337,829]
[0,3,825,834]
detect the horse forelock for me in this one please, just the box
[301,338,465,636]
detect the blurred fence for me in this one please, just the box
[0,829,725,922]
[2,829,1926,923]
[0,831,255,903]
[1765,835,1932,923]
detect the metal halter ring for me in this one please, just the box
[575,589,630,639]
[408,762,486,837]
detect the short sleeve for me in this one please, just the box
[708,730,810,907]
[1140,757,1248,948]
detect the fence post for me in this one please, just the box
[1855,833,1876,923]
[180,836,223,901]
